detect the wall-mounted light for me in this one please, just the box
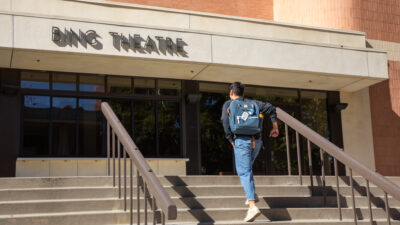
[329,103,348,112]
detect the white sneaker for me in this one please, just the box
[245,194,259,205]
[243,206,261,222]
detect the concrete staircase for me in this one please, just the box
[0,176,400,225]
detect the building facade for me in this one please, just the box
[0,0,396,177]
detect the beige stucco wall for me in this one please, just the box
[16,158,188,177]
[341,88,376,175]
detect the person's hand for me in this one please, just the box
[269,121,279,137]
[231,142,235,148]
[269,128,279,137]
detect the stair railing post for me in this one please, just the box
[385,192,391,225]
[107,122,110,176]
[307,139,313,193]
[152,197,156,225]
[144,182,148,225]
[123,148,127,211]
[285,124,291,176]
[366,179,373,225]
[118,139,121,199]
[350,169,357,224]
[137,170,141,225]
[112,130,116,187]
[320,149,327,207]
[295,131,302,185]
[334,158,342,220]
[130,158,133,225]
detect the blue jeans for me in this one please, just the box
[234,136,262,201]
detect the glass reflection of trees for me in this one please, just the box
[301,91,331,175]
[200,92,232,175]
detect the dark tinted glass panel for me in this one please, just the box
[301,91,328,137]
[200,82,232,175]
[23,95,50,155]
[158,79,181,96]
[78,99,103,156]
[53,73,77,91]
[21,71,50,90]
[199,82,229,94]
[107,76,132,94]
[300,91,331,175]
[133,101,156,156]
[109,100,131,135]
[52,97,77,156]
[79,75,105,93]
[134,78,155,95]
[254,106,299,175]
[158,101,180,157]
[246,86,299,104]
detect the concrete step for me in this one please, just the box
[0,196,399,215]
[1,176,399,189]
[0,207,399,225]
[0,185,394,201]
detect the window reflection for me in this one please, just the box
[53,73,77,91]
[300,91,331,175]
[200,83,231,175]
[78,99,103,156]
[158,101,180,157]
[246,86,299,103]
[21,71,50,90]
[23,95,50,155]
[134,101,156,156]
[134,78,155,95]
[107,76,132,94]
[158,79,181,96]
[301,91,328,137]
[79,75,105,93]
[109,100,132,136]
[52,97,77,156]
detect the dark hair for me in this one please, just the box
[229,82,245,96]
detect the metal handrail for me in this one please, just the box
[101,102,177,224]
[277,107,400,224]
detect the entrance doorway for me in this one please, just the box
[199,82,331,176]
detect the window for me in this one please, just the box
[134,78,155,95]
[78,99,103,156]
[22,95,50,155]
[53,73,77,91]
[158,101,180,157]
[246,86,299,103]
[21,71,50,90]
[107,76,132,94]
[158,79,181,96]
[20,70,182,158]
[134,101,156,156]
[52,97,77,156]
[79,75,105,93]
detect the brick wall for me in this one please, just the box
[107,0,274,20]
[370,61,400,176]
[274,0,400,43]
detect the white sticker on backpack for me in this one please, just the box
[241,112,249,121]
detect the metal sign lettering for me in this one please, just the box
[52,26,186,55]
